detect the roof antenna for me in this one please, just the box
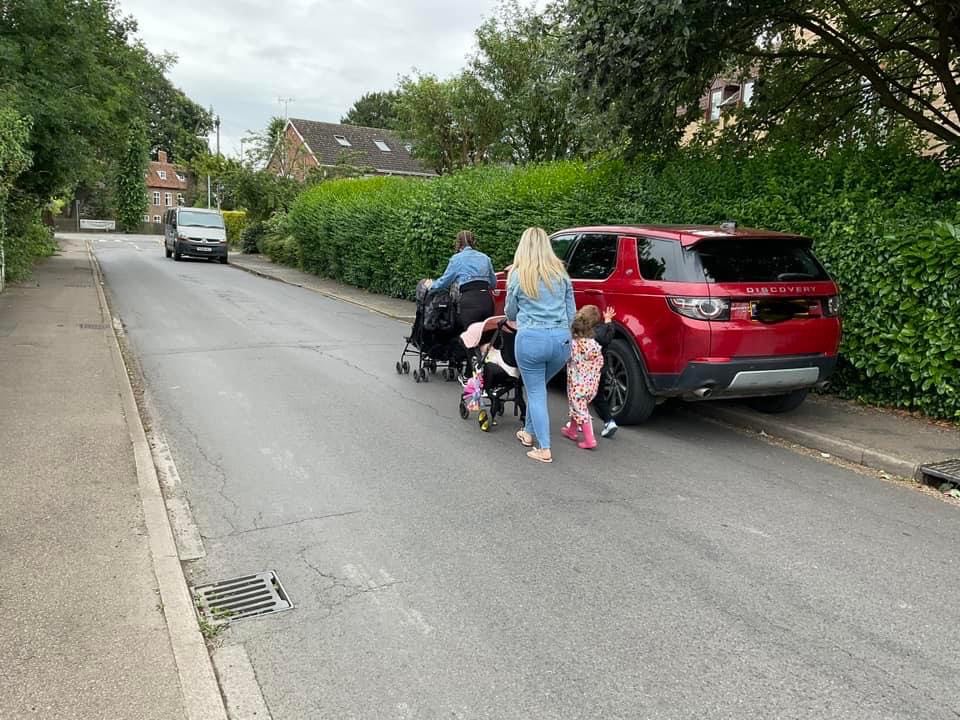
[720,220,737,232]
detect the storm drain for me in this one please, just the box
[78,323,109,330]
[193,571,293,624]
[918,459,960,485]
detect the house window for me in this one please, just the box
[710,89,723,121]
[143,214,150,222]
[157,170,167,180]
[334,134,352,147]
[153,191,161,206]
[176,172,186,182]
[153,215,161,223]
[164,192,172,207]
[742,81,755,107]
[404,143,413,153]
[374,140,391,152]
[177,193,184,205]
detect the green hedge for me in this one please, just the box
[222,210,247,247]
[288,145,960,418]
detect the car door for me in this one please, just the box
[564,232,619,310]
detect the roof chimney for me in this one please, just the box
[157,150,168,163]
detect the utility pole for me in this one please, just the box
[278,97,294,121]
[215,115,221,157]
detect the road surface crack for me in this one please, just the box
[200,509,363,540]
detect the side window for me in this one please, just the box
[637,237,695,281]
[566,233,618,280]
[550,233,577,263]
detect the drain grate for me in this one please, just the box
[193,571,293,624]
[918,458,960,485]
[78,323,109,330]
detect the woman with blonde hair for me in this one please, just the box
[505,227,575,463]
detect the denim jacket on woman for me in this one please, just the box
[505,272,575,330]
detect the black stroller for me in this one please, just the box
[395,280,465,383]
[458,316,526,432]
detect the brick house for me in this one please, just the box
[145,150,190,224]
[269,119,436,180]
[681,75,758,142]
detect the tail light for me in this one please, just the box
[667,296,730,321]
[822,295,841,317]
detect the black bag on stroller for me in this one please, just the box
[395,280,465,383]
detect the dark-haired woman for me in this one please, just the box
[429,230,497,329]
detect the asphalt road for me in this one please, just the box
[92,234,960,720]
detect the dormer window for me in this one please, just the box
[157,170,167,180]
[176,172,186,182]
[404,143,413,153]
[334,135,352,147]
[374,140,391,152]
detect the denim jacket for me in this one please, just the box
[505,272,575,330]
[430,247,497,293]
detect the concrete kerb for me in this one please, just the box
[696,404,920,480]
[228,259,415,322]
[86,241,229,720]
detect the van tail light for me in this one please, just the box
[667,296,731,321]
[822,295,841,317]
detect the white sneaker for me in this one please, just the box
[601,420,618,438]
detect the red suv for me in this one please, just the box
[493,225,841,424]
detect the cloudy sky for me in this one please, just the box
[119,0,523,156]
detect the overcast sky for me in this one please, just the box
[119,0,525,156]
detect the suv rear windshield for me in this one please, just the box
[178,211,224,228]
[693,238,828,283]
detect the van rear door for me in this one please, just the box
[691,237,841,358]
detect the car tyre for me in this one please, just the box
[164,245,172,258]
[219,254,229,264]
[173,243,182,261]
[606,338,656,425]
[747,389,809,414]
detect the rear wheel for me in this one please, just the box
[747,389,809,414]
[605,338,657,425]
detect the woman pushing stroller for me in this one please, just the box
[428,230,497,329]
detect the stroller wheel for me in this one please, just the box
[422,369,429,382]
[402,361,410,374]
[395,361,403,375]
[478,410,491,432]
[414,369,422,383]
[429,361,437,374]
[459,400,469,420]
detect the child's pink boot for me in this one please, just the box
[561,421,580,442]
[578,421,597,450]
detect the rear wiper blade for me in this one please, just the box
[777,272,814,281]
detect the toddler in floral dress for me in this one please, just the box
[561,305,605,449]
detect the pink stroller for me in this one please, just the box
[458,316,526,432]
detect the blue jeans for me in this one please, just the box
[515,327,571,450]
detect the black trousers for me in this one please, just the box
[592,364,613,423]
[458,286,494,329]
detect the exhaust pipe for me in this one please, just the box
[816,380,831,392]
[693,387,713,399]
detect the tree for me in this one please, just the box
[566,0,960,153]
[396,72,504,174]
[472,1,581,163]
[341,91,402,129]
[115,120,148,232]
[142,55,214,162]
[0,107,33,290]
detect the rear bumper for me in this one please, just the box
[177,240,227,258]
[650,354,837,399]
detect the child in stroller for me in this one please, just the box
[396,279,465,383]
[458,315,526,432]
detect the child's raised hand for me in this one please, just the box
[603,306,616,323]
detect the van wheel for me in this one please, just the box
[173,243,182,261]
[219,254,229,264]
[606,338,656,425]
[164,245,172,258]
[747,389,809,414]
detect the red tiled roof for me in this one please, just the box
[145,154,190,190]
